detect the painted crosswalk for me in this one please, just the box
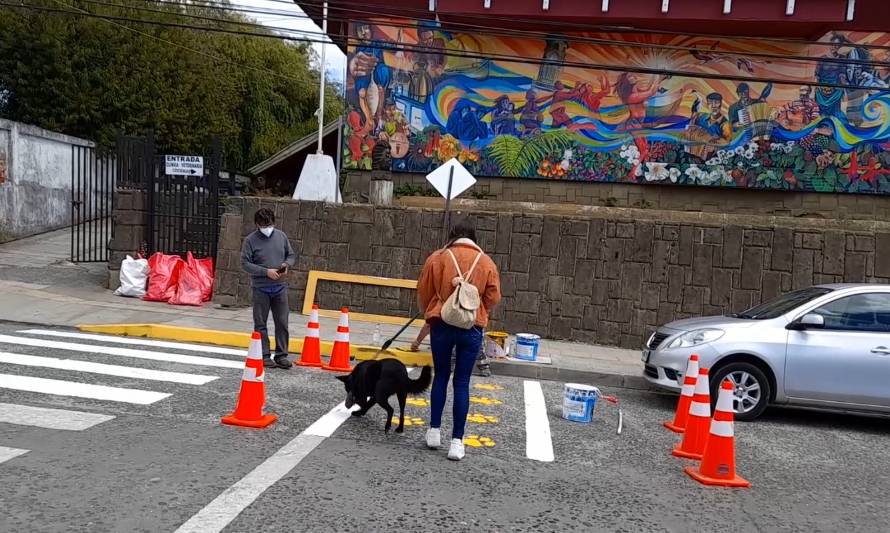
[0,328,244,461]
[0,403,114,430]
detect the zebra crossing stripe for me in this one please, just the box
[0,374,171,405]
[18,330,245,357]
[0,446,28,465]
[0,335,243,369]
[0,352,218,385]
[0,403,115,430]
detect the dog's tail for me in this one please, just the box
[408,365,432,395]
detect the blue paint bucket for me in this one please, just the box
[562,383,599,423]
[513,333,540,361]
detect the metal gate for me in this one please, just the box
[147,136,222,259]
[71,145,115,262]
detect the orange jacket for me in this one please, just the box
[417,240,502,328]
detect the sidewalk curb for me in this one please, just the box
[488,361,654,391]
[75,323,652,390]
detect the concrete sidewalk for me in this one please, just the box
[0,228,648,388]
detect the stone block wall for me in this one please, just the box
[346,170,890,221]
[213,196,890,349]
[106,189,148,289]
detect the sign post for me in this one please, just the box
[425,158,476,235]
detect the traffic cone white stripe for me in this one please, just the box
[306,329,320,339]
[310,309,319,322]
[710,420,734,438]
[335,332,349,343]
[693,372,709,395]
[690,401,710,417]
[338,313,349,328]
[715,387,734,412]
[680,383,695,396]
[246,341,263,360]
[242,367,264,382]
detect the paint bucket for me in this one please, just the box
[562,383,599,423]
[513,333,540,361]
[484,331,509,359]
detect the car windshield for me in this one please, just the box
[733,287,834,320]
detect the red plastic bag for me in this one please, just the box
[144,253,183,302]
[169,253,215,306]
[190,253,215,302]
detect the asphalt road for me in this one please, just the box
[0,321,887,532]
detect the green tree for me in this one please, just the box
[0,0,343,170]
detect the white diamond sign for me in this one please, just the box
[425,158,476,200]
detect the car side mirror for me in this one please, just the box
[788,313,825,330]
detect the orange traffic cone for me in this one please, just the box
[686,379,751,487]
[322,307,352,372]
[295,304,323,368]
[664,355,700,433]
[672,366,711,460]
[221,332,278,428]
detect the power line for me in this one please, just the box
[123,0,890,69]
[4,1,887,92]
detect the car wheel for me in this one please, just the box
[710,362,771,421]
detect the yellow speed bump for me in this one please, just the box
[77,324,432,367]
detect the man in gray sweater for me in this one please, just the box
[241,208,297,369]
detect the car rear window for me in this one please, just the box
[735,287,834,320]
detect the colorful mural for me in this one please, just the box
[343,22,890,194]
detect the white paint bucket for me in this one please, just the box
[563,383,599,423]
[514,333,540,361]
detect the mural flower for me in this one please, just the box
[436,135,460,162]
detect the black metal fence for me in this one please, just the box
[147,136,223,259]
[71,145,115,263]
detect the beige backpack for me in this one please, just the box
[440,249,483,330]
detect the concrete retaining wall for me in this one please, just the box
[207,196,890,349]
[0,119,99,242]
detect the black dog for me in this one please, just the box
[336,359,432,433]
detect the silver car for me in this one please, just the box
[643,284,890,420]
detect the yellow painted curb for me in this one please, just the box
[77,324,432,367]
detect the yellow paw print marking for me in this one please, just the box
[463,435,496,448]
[473,383,504,391]
[406,398,429,407]
[469,396,503,406]
[391,416,424,427]
[466,413,499,424]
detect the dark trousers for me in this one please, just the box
[429,321,484,440]
[252,287,289,358]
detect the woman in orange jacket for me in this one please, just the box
[416,221,502,460]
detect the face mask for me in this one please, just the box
[259,226,274,237]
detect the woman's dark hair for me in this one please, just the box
[446,220,477,247]
[254,208,275,227]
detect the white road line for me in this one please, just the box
[0,352,218,385]
[0,403,115,430]
[0,446,29,465]
[0,374,171,405]
[19,329,246,357]
[175,403,356,533]
[523,380,555,463]
[0,335,243,369]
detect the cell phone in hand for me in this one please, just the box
[276,266,287,274]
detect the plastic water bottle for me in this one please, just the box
[373,324,381,345]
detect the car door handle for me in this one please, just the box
[871,346,890,355]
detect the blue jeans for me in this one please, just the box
[429,321,484,440]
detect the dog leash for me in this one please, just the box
[371,311,424,360]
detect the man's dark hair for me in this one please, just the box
[706,92,723,103]
[447,220,477,246]
[254,208,275,227]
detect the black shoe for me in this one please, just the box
[274,356,291,369]
[263,357,275,368]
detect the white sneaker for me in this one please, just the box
[425,428,441,449]
[447,438,465,461]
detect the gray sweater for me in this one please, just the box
[241,229,297,289]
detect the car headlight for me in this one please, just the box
[668,329,724,349]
